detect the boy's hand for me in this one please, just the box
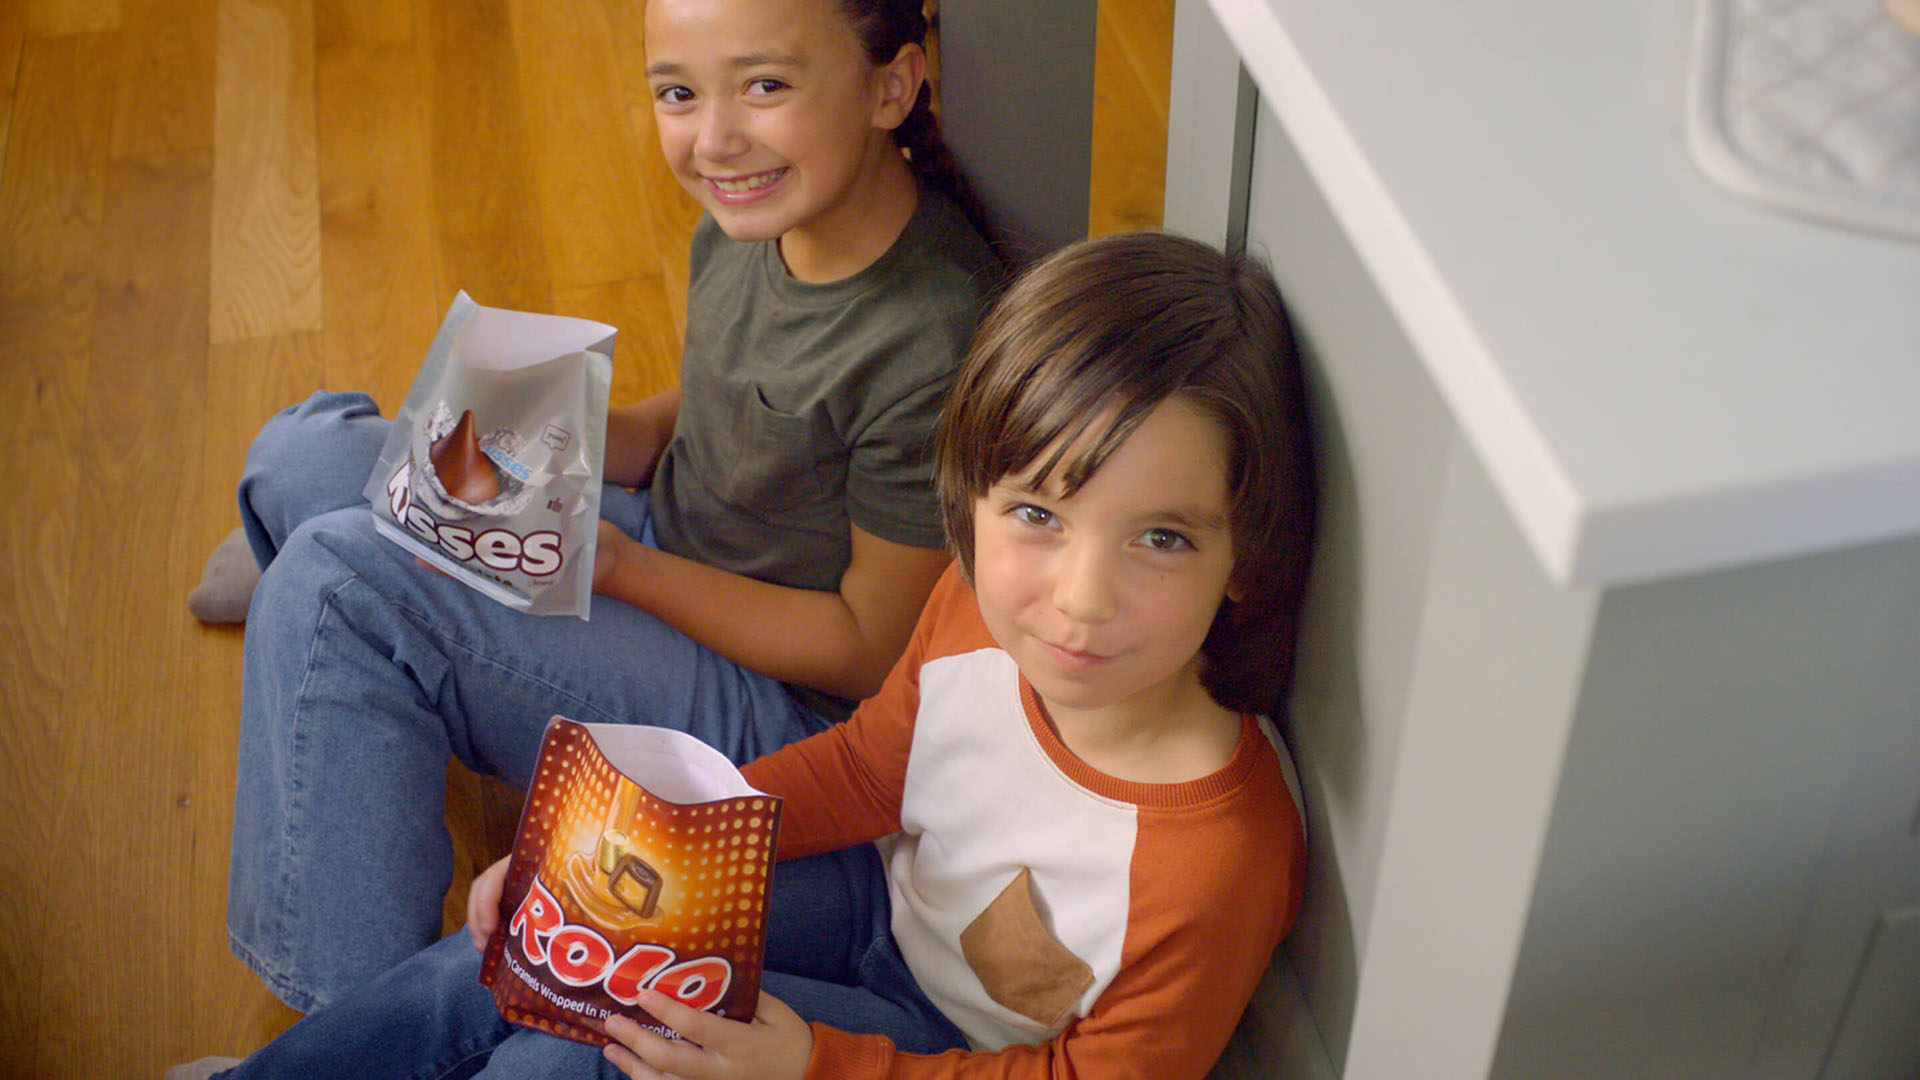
[466,857,511,950]
[603,989,812,1080]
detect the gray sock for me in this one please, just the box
[188,527,261,624]
[164,1056,245,1080]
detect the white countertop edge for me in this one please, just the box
[1208,0,1920,588]
[1202,0,1587,584]
[1571,458,1920,588]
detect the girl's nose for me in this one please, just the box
[1051,543,1118,624]
[694,101,749,162]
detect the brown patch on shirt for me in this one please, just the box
[960,867,1095,1027]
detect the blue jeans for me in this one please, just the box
[214,845,967,1078]
[227,392,835,1013]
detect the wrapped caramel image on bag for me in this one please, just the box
[364,291,614,618]
[479,718,782,1046]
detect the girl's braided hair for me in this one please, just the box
[839,0,1001,257]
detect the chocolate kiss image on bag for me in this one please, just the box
[363,291,615,619]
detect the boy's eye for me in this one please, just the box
[745,77,790,96]
[653,84,694,105]
[1012,504,1055,528]
[1139,527,1192,551]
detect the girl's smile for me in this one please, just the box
[704,166,790,201]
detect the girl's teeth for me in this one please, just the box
[714,170,782,193]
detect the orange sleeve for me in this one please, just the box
[741,566,970,859]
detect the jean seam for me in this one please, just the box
[225,927,322,1015]
[426,1039,504,1080]
[249,571,364,1014]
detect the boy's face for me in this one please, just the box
[971,398,1238,732]
[643,0,897,250]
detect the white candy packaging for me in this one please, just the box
[364,291,615,619]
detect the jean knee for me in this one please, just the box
[240,392,390,556]
[252,511,365,612]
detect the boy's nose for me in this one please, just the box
[1051,543,1118,624]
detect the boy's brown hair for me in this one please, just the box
[935,231,1320,716]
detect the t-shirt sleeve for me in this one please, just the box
[843,363,956,550]
[840,199,995,550]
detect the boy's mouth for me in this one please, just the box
[1041,640,1110,670]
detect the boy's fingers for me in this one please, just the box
[635,989,729,1048]
[602,1038,669,1080]
[607,1010,703,1057]
[607,1015,710,1079]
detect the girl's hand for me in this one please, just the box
[466,857,512,950]
[603,989,812,1080]
[593,520,640,596]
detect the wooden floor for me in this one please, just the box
[0,1,1169,1076]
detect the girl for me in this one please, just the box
[170,232,1321,1080]
[218,0,1001,1017]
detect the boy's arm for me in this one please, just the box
[593,523,950,703]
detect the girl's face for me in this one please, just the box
[643,0,913,264]
[971,398,1240,733]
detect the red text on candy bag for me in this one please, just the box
[509,875,733,1011]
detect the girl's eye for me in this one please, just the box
[1139,527,1193,552]
[654,85,694,106]
[745,77,790,96]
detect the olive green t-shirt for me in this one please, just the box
[647,190,998,715]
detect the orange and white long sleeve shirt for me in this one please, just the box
[741,567,1306,1080]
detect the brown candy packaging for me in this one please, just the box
[479,718,781,1046]
[363,292,614,618]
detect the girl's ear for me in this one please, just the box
[871,41,927,131]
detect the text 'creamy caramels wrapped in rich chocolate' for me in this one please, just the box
[363,292,614,618]
[479,718,782,1046]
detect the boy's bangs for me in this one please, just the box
[987,359,1158,499]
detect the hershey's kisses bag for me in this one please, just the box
[364,291,614,619]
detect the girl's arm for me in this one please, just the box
[592,521,950,703]
[603,389,682,489]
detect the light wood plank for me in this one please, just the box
[0,65,116,1080]
[314,39,440,408]
[1090,0,1171,237]
[0,31,115,357]
[0,343,83,1079]
[0,0,25,180]
[555,276,685,407]
[109,0,214,162]
[35,146,211,1075]
[315,0,413,49]
[26,0,120,37]
[507,0,655,293]
[417,0,552,313]
[210,0,321,344]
